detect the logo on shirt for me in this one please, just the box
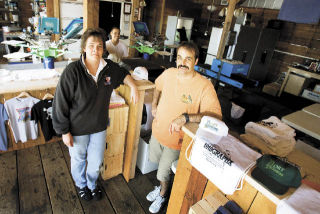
[43,107,53,120]
[181,94,192,104]
[17,107,31,122]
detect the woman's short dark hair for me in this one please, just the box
[110,27,120,34]
[80,28,107,54]
[177,41,199,60]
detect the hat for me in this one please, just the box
[197,116,229,144]
[251,155,301,195]
[132,66,148,80]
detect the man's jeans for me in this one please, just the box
[69,130,106,191]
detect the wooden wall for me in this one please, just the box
[145,0,320,83]
[18,0,33,28]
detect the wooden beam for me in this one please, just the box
[159,0,166,35]
[216,0,237,59]
[46,0,54,17]
[54,0,60,41]
[83,0,99,31]
[128,0,139,57]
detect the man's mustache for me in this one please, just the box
[178,65,189,69]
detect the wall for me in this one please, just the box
[144,0,320,83]
[18,0,33,28]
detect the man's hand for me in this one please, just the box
[169,115,186,135]
[62,132,73,147]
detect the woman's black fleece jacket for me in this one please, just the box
[52,58,129,136]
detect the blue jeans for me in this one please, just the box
[69,130,106,190]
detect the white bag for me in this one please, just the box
[186,116,261,195]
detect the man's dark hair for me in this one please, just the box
[177,41,199,60]
[80,28,107,54]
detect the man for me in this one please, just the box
[146,41,222,213]
[106,27,128,63]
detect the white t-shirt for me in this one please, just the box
[106,40,128,63]
[4,96,40,143]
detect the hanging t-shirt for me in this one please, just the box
[4,96,40,143]
[31,99,58,141]
[0,103,9,151]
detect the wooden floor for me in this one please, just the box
[0,141,168,214]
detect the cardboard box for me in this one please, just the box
[101,153,124,180]
[108,105,129,136]
[262,82,280,96]
[136,137,158,174]
[302,89,320,103]
[105,133,126,157]
[284,74,310,96]
[211,59,249,77]
[314,84,320,93]
[189,191,229,214]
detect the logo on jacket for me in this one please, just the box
[181,94,192,104]
[104,76,111,86]
[17,107,31,122]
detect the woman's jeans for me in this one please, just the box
[68,130,106,191]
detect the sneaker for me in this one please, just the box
[91,186,103,201]
[77,186,92,201]
[146,185,161,202]
[149,195,166,213]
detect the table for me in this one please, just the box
[302,103,320,118]
[278,66,320,97]
[164,44,179,62]
[166,123,320,214]
[282,110,320,140]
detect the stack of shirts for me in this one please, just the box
[109,90,125,108]
[240,116,296,157]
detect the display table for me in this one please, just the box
[302,103,320,118]
[167,123,320,214]
[0,67,156,182]
[282,110,320,141]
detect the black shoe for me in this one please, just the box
[77,186,92,201]
[92,186,103,201]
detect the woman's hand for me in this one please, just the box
[124,74,139,104]
[130,85,139,104]
[62,132,73,147]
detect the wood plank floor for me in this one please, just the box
[0,142,168,214]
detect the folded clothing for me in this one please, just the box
[110,90,125,105]
[245,116,295,140]
[240,133,293,157]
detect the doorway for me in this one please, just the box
[99,1,122,37]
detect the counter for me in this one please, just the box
[167,123,320,214]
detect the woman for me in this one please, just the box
[52,28,138,201]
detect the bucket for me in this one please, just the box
[143,53,150,60]
[43,57,55,69]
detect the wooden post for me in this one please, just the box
[159,0,166,35]
[128,0,139,57]
[46,0,53,17]
[83,0,99,31]
[53,0,60,42]
[46,0,60,41]
[216,0,238,59]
